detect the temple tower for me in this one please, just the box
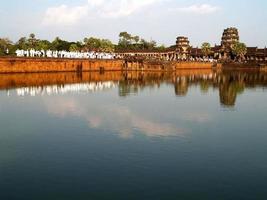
[221,27,239,49]
[176,36,190,60]
[220,27,239,59]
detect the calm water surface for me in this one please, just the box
[0,70,267,200]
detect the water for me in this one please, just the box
[0,70,267,200]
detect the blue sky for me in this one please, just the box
[0,0,266,47]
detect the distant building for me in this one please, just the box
[115,27,267,63]
[245,47,267,62]
[220,27,240,59]
[176,36,190,60]
[221,27,239,49]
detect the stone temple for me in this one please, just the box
[116,27,267,62]
[221,27,240,49]
[176,36,190,60]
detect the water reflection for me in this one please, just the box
[1,69,267,107]
[1,70,267,200]
[15,82,117,96]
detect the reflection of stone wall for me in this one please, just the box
[174,62,216,69]
[0,72,123,90]
[1,70,267,107]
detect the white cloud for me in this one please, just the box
[43,0,164,26]
[91,0,163,18]
[43,4,89,26]
[44,97,186,139]
[183,112,212,123]
[173,4,220,15]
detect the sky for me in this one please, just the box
[0,0,266,47]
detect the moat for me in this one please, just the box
[0,70,267,200]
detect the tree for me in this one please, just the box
[231,42,247,62]
[119,32,132,41]
[28,33,38,48]
[84,37,101,51]
[133,36,140,44]
[29,33,35,39]
[157,44,166,51]
[201,42,211,58]
[117,32,162,51]
[99,39,115,52]
[118,32,132,49]
[83,37,114,52]
[51,37,71,51]
[36,40,51,50]
[140,39,157,50]
[0,32,167,54]
[0,38,13,56]
[69,43,79,52]
[16,37,28,49]
[147,40,157,50]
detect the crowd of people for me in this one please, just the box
[14,49,217,62]
[188,57,217,63]
[15,49,117,59]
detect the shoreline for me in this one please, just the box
[0,57,266,73]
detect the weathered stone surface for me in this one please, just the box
[0,57,217,73]
[0,58,124,73]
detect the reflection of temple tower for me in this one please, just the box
[219,84,237,107]
[221,27,239,58]
[118,81,139,97]
[176,36,190,60]
[219,75,244,107]
[174,77,188,96]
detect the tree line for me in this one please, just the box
[0,32,247,61]
[201,42,247,62]
[0,32,166,56]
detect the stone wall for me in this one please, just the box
[0,57,219,73]
[0,58,124,73]
[124,60,218,71]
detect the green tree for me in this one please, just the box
[84,37,101,51]
[99,39,115,52]
[118,32,132,49]
[51,37,71,51]
[36,40,51,50]
[133,36,140,44]
[140,39,157,50]
[157,44,166,51]
[0,38,13,56]
[147,40,157,50]
[201,42,211,58]
[83,37,114,52]
[231,42,247,62]
[16,37,28,49]
[119,32,132,41]
[69,43,79,52]
[28,33,38,48]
